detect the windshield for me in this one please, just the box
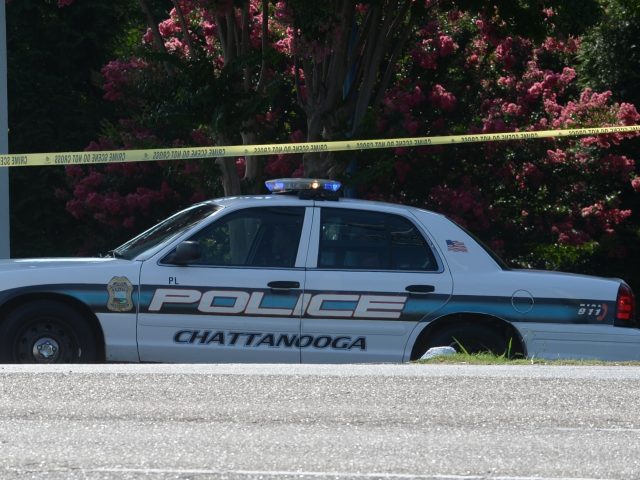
[112,203,221,260]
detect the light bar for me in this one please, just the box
[265,178,342,194]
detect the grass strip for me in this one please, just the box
[416,352,640,366]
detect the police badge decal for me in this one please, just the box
[107,276,134,312]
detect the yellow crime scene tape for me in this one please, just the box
[1,125,640,168]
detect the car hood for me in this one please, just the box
[0,257,143,291]
[0,257,132,271]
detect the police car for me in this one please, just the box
[0,178,638,363]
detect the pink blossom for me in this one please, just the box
[542,36,580,54]
[495,37,516,69]
[497,76,516,88]
[437,35,458,56]
[266,154,297,177]
[559,67,576,86]
[526,82,543,100]
[101,59,147,102]
[617,103,640,125]
[275,1,294,22]
[158,18,180,37]
[164,37,186,55]
[81,171,104,189]
[601,154,635,178]
[142,28,154,45]
[466,53,479,67]
[66,199,85,219]
[428,84,456,112]
[581,203,604,218]
[501,102,522,116]
[201,20,216,38]
[482,118,506,133]
[190,129,211,146]
[274,34,293,53]
[290,129,305,143]
[544,97,563,117]
[85,192,103,210]
[546,149,567,164]
[103,195,123,216]
[403,119,421,135]
[415,49,438,70]
[236,158,246,177]
[65,165,84,179]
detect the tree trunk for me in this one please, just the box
[216,157,242,196]
[303,111,333,178]
[241,129,263,194]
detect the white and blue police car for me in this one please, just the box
[0,178,638,363]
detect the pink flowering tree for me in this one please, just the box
[60,0,640,282]
[60,0,303,249]
[63,0,435,246]
[356,7,640,276]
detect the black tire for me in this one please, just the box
[0,300,98,363]
[420,322,510,357]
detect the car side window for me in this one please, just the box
[318,208,437,271]
[177,207,304,267]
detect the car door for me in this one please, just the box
[301,205,453,363]
[137,205,311,362]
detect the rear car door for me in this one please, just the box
[301,205,453,362]
[137,205,311,362]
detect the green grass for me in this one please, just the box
[415,352,640,366]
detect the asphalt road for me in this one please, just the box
[1,364,640,480]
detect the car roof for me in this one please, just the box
[206,194,446,219]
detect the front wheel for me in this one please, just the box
[0,301,98,363]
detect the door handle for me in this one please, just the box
[405,284,435,295]
[268,280,300,292]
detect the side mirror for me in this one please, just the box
[170,241,202,265]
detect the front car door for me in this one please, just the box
[301,205,453,362]
[137,204,311,362]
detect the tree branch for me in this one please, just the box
[216,14,229,62]
[374,2,415,107]
[351,1,410,135]
[230,10,240,58]
[322,0,355,111]
[256,0,269,93]
[292,33,307,112]
[348,4,386,134]
[171,0,196,57]
[241,1,251,92]
[138,0,172,75]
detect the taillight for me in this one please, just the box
[615,284,636,326]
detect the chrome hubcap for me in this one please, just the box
[32,337,60,362]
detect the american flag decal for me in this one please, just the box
[446,239,468,252]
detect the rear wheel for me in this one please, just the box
[419,322,512,358]
[0,301,98,363]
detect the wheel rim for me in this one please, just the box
[14,319,78,363]
[32,337,60,361]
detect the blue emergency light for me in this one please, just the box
[265,178,342,198]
